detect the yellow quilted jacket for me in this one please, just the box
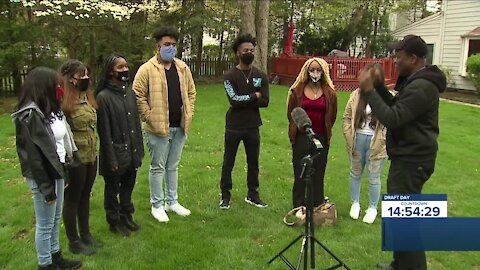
[133,56,196,136]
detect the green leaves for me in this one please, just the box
[467,54,480,94]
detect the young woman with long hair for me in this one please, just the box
[12,66,82,269]
[342,63,388,224]
[60,59,102,254]
[287,58,338,209]
[95,54,144,237]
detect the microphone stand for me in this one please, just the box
[268,132,350,270]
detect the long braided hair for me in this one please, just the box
[95,53,127,96]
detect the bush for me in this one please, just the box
[438,65,456,90]
[466,53,480,94]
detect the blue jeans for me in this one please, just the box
[349,133,385,209]
[146,127,186,208]
[27,178,64,267]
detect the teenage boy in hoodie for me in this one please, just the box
[359,35,447,270]
[133,26,196,223]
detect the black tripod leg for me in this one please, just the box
[313,237,351,270]
[311,231,315,269]
[268,234,304,264]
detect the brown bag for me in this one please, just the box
[284,202,337,227]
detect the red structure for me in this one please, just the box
[271,55,399,91]
[282,21,295,57]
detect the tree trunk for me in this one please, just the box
[177,0,188,59]
[239,0,255,36]
[255,0,269,73]
[27,6,37,65]
[194,0,205,78]
[89,30,97,87]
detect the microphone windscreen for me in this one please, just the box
[291,107,312,129]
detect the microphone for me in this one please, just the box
[291,107,323,149]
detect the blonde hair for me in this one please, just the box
[290,57,335,91]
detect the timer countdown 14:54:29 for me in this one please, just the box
[387,206,441,217]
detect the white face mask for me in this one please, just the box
[308,71,322,83]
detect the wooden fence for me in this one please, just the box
[0,70,28,97]
[271,56,399,91]
[0,58,237,97]
[183,58,236,78]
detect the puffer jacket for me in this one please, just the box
[96,81,144,176]
[133,56,196,136]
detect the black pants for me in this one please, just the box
[292,133,329,208]
[220,128,260,199]
[387,158,435,270]
[63,160,97,242]
[103,167,137,225]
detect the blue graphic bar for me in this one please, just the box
[382,218,480,251]
[382,194,447,201]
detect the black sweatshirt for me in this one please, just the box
[223,66,269,129]
[366,65,447,162]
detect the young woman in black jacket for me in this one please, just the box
[12,67,81,270]
[95,54,144,237]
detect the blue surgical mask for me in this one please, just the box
[160,46,177,62]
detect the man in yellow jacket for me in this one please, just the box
[133,26,196,223]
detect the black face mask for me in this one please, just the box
[116,71,130,82]
[77,78,90,92]
[241,53,255,65]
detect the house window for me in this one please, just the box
[467,39,480,57]
[426,44,434,65]
[461,37,480,76]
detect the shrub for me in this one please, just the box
[438,65,456,90]
[466,53,480,94]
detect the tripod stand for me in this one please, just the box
[268,150,350,270]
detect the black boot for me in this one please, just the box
[68,240,96,255]
[38,264,59,270]
[80,233,104,248]
[52,250,82,269]
[120,215,140,231]
[109,223,131,237]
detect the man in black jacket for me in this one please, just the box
[359,35,447,270]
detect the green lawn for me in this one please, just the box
[0,85,479,270]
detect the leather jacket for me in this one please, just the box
[12,102,77,201]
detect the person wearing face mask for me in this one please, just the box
[59,59,101,255]
[133,26,196,223]
[12,67,82,270]
[218,34,269,210]
[96,54,144,237]
[287,58,337,209]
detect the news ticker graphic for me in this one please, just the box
[381,194,480,251]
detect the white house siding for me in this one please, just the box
[393,13,442,65]
[391,0,480,90]
[441,0,480,90]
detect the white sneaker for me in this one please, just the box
[349,203,361,220]
[363,208,378,224]
[151,206,169,222]
[165,203,191,216]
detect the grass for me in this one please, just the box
[0,84,479,270]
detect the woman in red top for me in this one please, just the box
[287,58,337,208]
